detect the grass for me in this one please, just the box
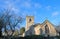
[0,35,60,39]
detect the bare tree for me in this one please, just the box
[0,15,4,37]
[0,9,24,38]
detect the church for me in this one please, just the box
[24,16,58,36]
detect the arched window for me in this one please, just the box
[29,18,32,22]
[40,28,43,35]
[45,25,49,34]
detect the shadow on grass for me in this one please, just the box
[0,35,60,39]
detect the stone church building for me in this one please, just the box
[25,16,58,36]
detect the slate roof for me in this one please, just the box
[32,19,55,27]
[55,26,60,32]
[42,19,55,27]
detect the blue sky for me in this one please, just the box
[0,0,60,28]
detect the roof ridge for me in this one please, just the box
[42,19,55,27]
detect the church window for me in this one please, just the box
[45,25,49,34]
[40,28,43,35]
[29,18,32,22]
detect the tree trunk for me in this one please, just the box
[0,28,2,37]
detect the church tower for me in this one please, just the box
[26,16,34,31]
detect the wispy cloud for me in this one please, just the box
[4,0,20,14]
[45,6,51,10]
[20,1,42,9]
[21,2,31,8]
[52,11,59,17]
[34,3,42,9]
[0,0,42,16]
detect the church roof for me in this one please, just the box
[55,26,60,32]
[32,19,55,27]
[32,23,44,27]
[42,19,55,27]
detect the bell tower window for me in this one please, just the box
[29,18,32,22]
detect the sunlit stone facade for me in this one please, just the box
[25,16,57,36]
